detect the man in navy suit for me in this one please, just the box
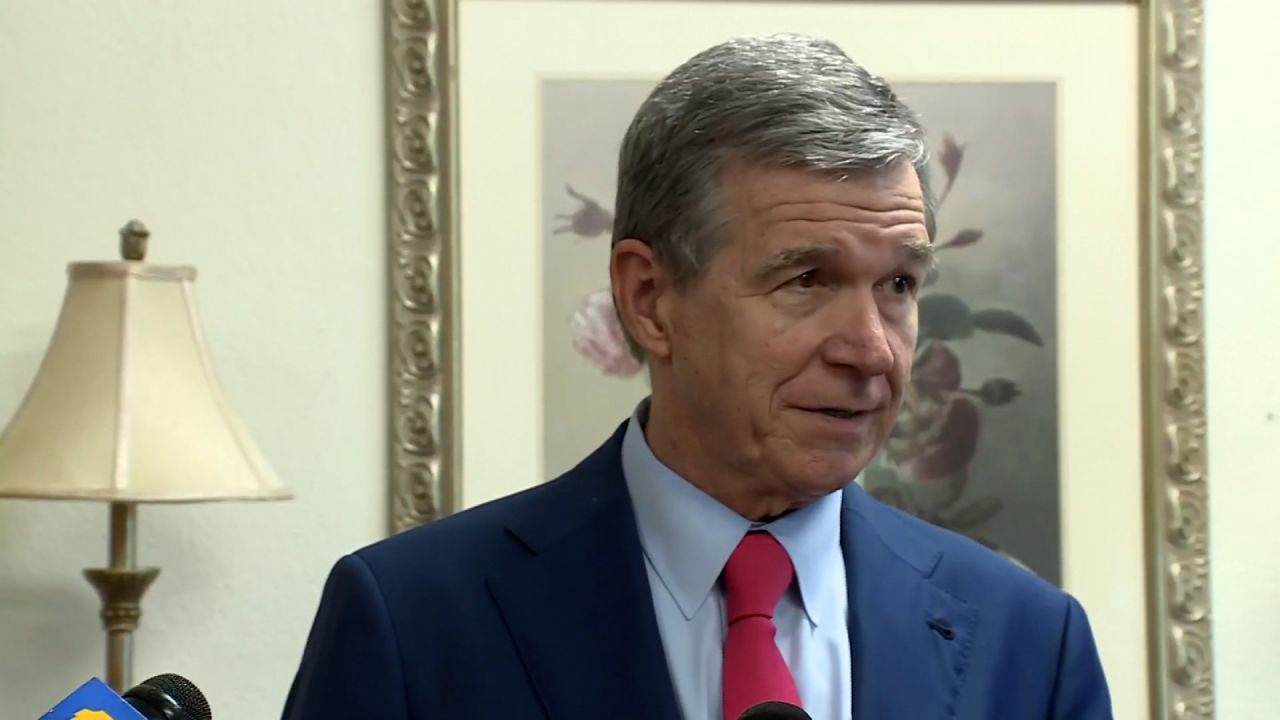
[282,33,1112,719]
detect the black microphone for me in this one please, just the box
[122,673,213,720]
[39,672,211,720]
[738,701,812,720]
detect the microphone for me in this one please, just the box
[122,673,212,720]
[738,701,812,720]
[40,673,211,720]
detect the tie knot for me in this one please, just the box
[723,532,794,623]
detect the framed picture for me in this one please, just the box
[383,1,1210,717]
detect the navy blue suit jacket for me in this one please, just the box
[282,422,1112,719]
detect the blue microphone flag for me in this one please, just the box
[39,677,144,720]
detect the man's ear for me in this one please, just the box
[610,238,673,361]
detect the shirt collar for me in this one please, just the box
[621,399,844,628]
[759,483,844,629]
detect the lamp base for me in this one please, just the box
[83,567,159,692]
[83,502,159,692]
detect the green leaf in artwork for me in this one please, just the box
[864,464,901,487]
[868,485,909,512]
[938,229,983,250]
[918,293,974,341]
[939,496,1004,530]
[972,308,1044,346]
[938,133,966,202]
[970,378,1022,406]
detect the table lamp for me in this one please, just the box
[0,220,292,692]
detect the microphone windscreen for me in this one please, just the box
[123,673,212,720]
[738,701,813,720]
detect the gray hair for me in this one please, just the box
[613,32,936,292]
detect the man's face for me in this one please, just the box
[661,159,930,506]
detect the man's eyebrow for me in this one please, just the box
[753,236,935,281]
[906,233,936,257]
[903,235,936,268]
[753,245,838,281]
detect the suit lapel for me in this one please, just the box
[486,428,681,720]
[843,486,977,720]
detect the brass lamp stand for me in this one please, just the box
[84,503,160,691]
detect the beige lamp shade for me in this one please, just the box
[0,260,292,502]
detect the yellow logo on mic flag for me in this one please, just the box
[71,711,114,720]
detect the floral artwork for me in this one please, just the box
[552,187,642,380]
[541,79,1060,583]
[569,288,642,378]
[860,130,1051,576]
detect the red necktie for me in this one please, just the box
[721,532,803,720]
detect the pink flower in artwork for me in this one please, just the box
[903,396,982,484]
[885,368,981,486]
[912,343,962,399]
[570,289,643,378]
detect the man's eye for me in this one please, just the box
[891,275,917,295]
[794,270,819,288]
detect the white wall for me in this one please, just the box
[1205,1,1280,717]
[0,2,386,717]
[0,1,1275,717]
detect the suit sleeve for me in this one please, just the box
[1049,595,1114,720]
[282,554,410,719]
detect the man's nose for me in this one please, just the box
[821,297,895,375]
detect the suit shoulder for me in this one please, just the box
[860,491,1068,609]
[338,425,630,604]
[352,478,552,581]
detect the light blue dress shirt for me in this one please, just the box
[620,403,852,720]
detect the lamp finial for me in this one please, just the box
[119,220,150,261]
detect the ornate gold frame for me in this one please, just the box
[386,0,461,533]
[382,0,1210,716]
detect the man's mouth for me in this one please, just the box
[804,407,871,420]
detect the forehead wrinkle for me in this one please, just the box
[754,198,927,231]
[758,213,930,257]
